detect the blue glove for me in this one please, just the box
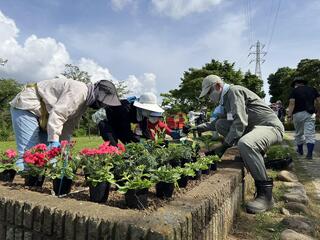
[48,141,60,149]
[127,96,137,103]
[171,130,181,140]
[211,105,224,122]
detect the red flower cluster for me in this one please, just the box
[23,144,49,167]
[5,149,17,159]
[80,141,125,156]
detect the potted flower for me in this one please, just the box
[264,145,293,170]
[46,141,79,196]
[175,166,195,188]
[0,149,18,182]
[185,160,208,180]
[117,165,153,209]
[167,143,193,167]
[80,142,124,203]
[198,155,220,173]
[151,165,181,199]
[23,144,48,187]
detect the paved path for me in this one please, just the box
[285,131,320,202]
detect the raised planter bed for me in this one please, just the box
[0,162,244,240]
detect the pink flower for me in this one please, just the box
[5,149,17,159]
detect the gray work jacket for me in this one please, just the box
[222,85,284,145]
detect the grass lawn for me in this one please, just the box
[0,135,105,153]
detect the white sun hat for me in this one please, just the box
[133,92,164,113]
[199,75,223,98]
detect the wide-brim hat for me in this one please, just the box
[291,77,307,87]
[95,80,121,106]
[133,92,164,113]
[199,75,222,98]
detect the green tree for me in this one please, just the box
[242,71,265,98]
[0,79,22,140]
[267,67,295,106]
[295,59,320,91]
[161,59,264,114]
[61,64,91,84]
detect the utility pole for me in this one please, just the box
[248,41,266,79]
[0,58,8,66]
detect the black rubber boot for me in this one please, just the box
[306,143,314,159]
[297,144,303,155]
[246,179,274,214]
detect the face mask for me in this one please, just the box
[148,117,159,124]
[209,89,221,103]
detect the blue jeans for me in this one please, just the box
[11,108,48,171]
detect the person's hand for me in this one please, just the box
[48,141,60,149]
[287,115,292,123]
[214,142,231,157]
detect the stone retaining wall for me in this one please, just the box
[0,162,245,240]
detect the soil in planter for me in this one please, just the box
[0,169,16,182]
[190,170,201,180]
[125,188,148,209]
[25,175,45,187]
[53,177,73,196]
[156,182,174,199]
[89,182,110,203]
[3,170,216,212]
[177,175,189,188]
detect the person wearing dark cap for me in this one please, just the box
[288,77,320,159]
[10,76,121,171]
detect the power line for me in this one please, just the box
[266,0,282,53]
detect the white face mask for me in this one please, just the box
[209,89,221,103]
[148,117,159,124]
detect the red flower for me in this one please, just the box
[5,149,17,159]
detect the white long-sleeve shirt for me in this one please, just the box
[10,77,88,142]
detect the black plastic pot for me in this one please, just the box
[89,182,110,203]
[177,175,189,188]
[24,175,45,187]
[181,158,191,167]
[53,177,73,196]
[190,170,201,180]
[202,168,210,175]
[210,163,217,171]
[156,181,174,199]
[125,188,149,209]
[265,157,293,170]
[169,159,180,168]
[0,169,16,182]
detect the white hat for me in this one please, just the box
[199,75,222,98]
[133,92,164,113]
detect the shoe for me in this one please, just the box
[246,179,274,214]
[297,144,303,155]
[306,143,314,159]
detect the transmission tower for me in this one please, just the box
[248,41,266,79]
[0,58,8,66]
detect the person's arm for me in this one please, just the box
[44,84,87,142]
[157,121,172,135]
[287,99,295,119]
[224,89,248,146]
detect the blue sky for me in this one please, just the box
[0,0,320,103]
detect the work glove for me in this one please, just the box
[171,130,181,140]
[48,141,61,149]
[214,142,231,158]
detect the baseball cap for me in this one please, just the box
[199,75,222,98]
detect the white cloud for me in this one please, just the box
[0,10,156,96]
[151,0,223,19]
[78,58,114,83]
[111,0,134,11]
[0,11,70,82]
[124,73,157,97]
